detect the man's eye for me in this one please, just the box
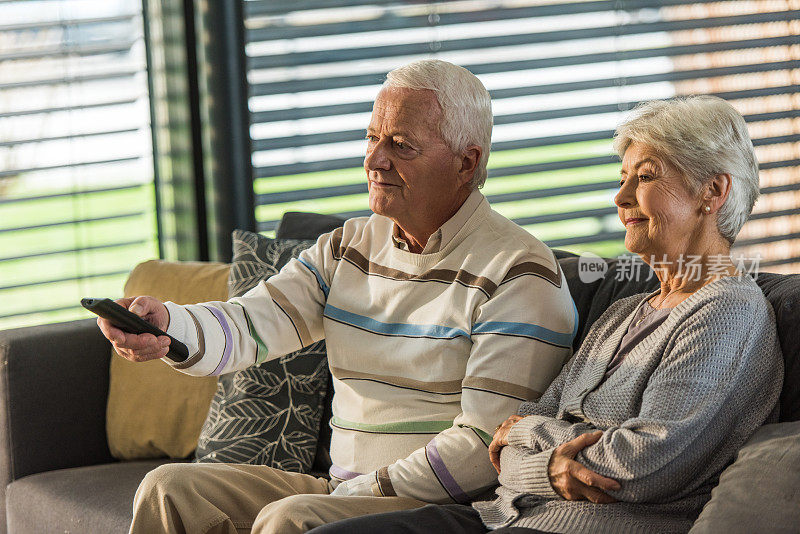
[366,135,378,142]
[638,174,653,181]
[395,141,409,150]
[619,179,625,187]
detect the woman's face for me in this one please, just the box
[615,142,704,259]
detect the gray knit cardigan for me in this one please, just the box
[473,276,783,533]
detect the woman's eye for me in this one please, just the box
[619,179,626,187]
[638,174,653,181]
[366,135,377,142]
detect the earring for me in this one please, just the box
[704,205,711,213]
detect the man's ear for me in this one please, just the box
[704,173,732,213]
[457,145,482,186]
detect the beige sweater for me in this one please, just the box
[164,196,577,504]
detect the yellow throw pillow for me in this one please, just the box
[106,259,230,460]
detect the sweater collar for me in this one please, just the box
[583,275,760,397]
[391,189,485,254]
[388,193,491,267]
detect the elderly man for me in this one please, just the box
[99,59,576,534]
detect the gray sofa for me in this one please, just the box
[1,213,798,533]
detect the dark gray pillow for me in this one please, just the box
[688,421,800,533]
[195,230,328,472]
[275,211,346,241]
[558,253,659,351]
[754,273,800,422]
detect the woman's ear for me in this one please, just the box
[704,173,732,214]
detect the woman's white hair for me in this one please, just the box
[613,95,759,244]
[385,59,493,189]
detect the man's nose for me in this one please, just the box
[364,139,391,171]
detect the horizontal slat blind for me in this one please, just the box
[0,1,158,329]
[244,0,799,273]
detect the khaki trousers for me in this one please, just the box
[128,463,427,534]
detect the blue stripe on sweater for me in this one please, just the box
[324,304,470,339]
[472,319,575,348]
[297,257,329,298]
[570,299,580,341]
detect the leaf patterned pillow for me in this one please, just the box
[194,230,329,472]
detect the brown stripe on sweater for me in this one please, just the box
[330,366,463,394]
[500,257,562,288]
[462,376,542,401]
[330,226,345,260]
[172,308,206,369]
[340,246,497,297]
[265,282,312,347]
[377,466,396,496]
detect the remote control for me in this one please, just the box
[81,297,189,363]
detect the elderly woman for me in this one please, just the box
[307,96,784,534]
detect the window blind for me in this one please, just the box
[0,0,158,329]
[243,0,799,273]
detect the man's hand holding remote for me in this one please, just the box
[96,296,171,362]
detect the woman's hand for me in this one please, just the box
[548,431,621,503]
[489,414,524,473]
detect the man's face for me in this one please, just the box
[364,86,463,226]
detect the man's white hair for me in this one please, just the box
[385,59,493,189]
[613,96,759,244]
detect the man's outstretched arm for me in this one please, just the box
[105,230,341,376]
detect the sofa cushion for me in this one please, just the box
[227,232,321,298]
[275,211,347,241]
[753,273,800,422]
[106,260,230,460]
[557,253,660,350]
[688,421,800,533]
[194,230,329,473]
[6,459,172,534]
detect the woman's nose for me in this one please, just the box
[614,180,636,208]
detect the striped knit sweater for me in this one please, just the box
[473,276,784,533]
[163,195,577,504]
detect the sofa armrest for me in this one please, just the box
[0,318,115,485]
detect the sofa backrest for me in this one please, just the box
[749,272,800,422]
[556,252,660,351]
